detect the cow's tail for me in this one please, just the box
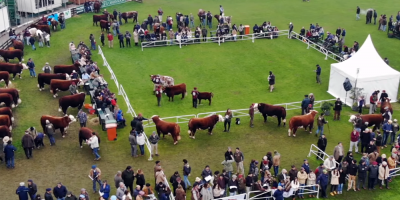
[287,119,292,136]
[176,124,181,141]
[281,107,287,126]
[187,119,192,134]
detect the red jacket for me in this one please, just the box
[192,90,199,99]
[107,34,113,41]
[370,95,376,104]
[350,131,360,142]
[155,88,162,98]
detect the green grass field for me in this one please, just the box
[1,0,400,199]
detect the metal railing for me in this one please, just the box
[141,30,289,51]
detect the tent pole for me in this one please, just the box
[353,68,360,106]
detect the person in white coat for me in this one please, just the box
[290,177,300,200]
[87,132,100,161]
[137,132,145,156]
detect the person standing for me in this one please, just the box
[118,33,125,48]
[129,130,137,157]
[100,180,111,200]
[100,32,105,46]
[69,82,77,95]
[288,22,293,38]
[89,165,102,193]
[133,30,139,46]
[223,108,232,132]
[191,87,199,108]
[317,134,327,160]
[369,93,378,114]
[137,132,145,156]
[361,128,372,153]
[334,142,344,165]
[368,161,379,190]
[125,31,131,47]
[249,103,255,128]
[87,132,101,161]
[316,113,328,137]
[349,129,360,153]
[148,15,154,31]
[45,120,55,146]
[42,62,51,73]
[317,170,329,198]
[373,10,378,25]
[333,98,342,120]
[297,167,307,198]
[273,150,281,176]
[77,110,87,127]
[27,58,36,77]
[268,71,275,92]
[182,159,192,188]
[356,6,360,20]
[378,161,390,189]
[357,160,368,190]
[114,171,123,189]
[29,36,36,50]
[384,58,389,65]
[122,166,135,194]
[155,85,162,107]
[53,183,68,200]
[27,180,37,200]
[149,131,160,157]
[89,34,96,50]
[358,96,365,114]
[301,95,310,115]
[315,64,321,84]
[16,182,30,200]
[158,8,163,22]
[118,12,122,25]
[347,159,358,191]
[108,32,114,48]
[44,32,50,47]
[201,26,207,41]
[382,120,393,148]
[234,148,245,175]
[22,131,34,159]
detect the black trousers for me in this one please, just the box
[157,97,161,106]
[125,183,133,194]
[34,138,45,148]
[224,120,231,131]
[203,36,207,41]
[24,147,33,158]
[101,39,105,46]
[317,148,326,159]
[192,98,197,108]
[126,39,131,47]
[80,122,86,127]
[119,40,124,48]
[336,156,343,167]
[368,177,376,189]
[361,143,368,153]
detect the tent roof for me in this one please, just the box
[331,35,400,79]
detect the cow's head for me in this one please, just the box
[217,114,225,122]
[67,114,76,123]
[349,115,357,123]
[309,110,319,116]
[65,73,71,80]
[151,115,160,122]
[253,103,259,112]
[21,63,28,70]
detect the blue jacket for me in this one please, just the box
[316,66,321,75]
[53,186,67,198]
[317,173,329,186]
[301,98,310,109]
[27,61,35,69]
[302,163,310,174]
[4,144,17,159]
[397,15,400,21]
[273,189,284,200]
[16,186,29,200]
[100,184,111,199]
[383,123,393,133]
[341,30,346,36]
[117,110,124,121]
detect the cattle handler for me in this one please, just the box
[192,87,199,108]
[268,71,275,92]
[155,85,162,107]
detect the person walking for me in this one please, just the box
[3,139,16,168]
[317,134,327,159]
[137,131,145,156]
[21,131,34,159]
[129,129,138,157]
[155,85,162,107]
[334,142,344,165]
[183,159,192,188]
[316,113,328,137]
[234,148,245,175]
[77,110,87,127]
[317,170,329,198]
[356,6,360,20]
[53,183,68,200]
[27,58,36,77]
[27,180,38,200]
[87,132,101,161]
[100,32,105,46]
[268,71,275,92]
[273,150,281,176]
[107,32,114,48]
[223,108,232,132]
[89,165,102,193]
[315,64,321,84]
[16,182,30,200]
[333,98,342,120]
[249,103,255,128]
[349,129,360,153]
[368,161,379,190]
[45,120,56,145]
[149,131,160,157]
[122,166,135,194]
[191,87,199,108]
[378,161,390,189]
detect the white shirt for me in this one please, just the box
[137,133,145,145]
[88,135,99,149]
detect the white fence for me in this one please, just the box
[141,30,289,51]
[143,99,336,128]
[98,45,154,161]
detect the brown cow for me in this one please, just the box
[12,39,24,52]
[151,115,181,145]
[93,14,109,26]
[0,88,21,106]
[164,83,187,101]
[0,107,14,122]
[380,99,393,114]
[40,115,76,137]
[38,73,70,91]
[51,20,58,31]
[188,114,224,139]
[198,92,213,106]
[255,103,287,126]
[0,115,12,131]
[0,93,15,108]
[0,49,24,62]
[54,61,81,74]
[0,125,11,139]
[0,71,11,88]
[93,1,102,13]
[58,93,85,115]
[79,127,100,148]
[0,62,28,79]
[288,110,318,137]
[349,114,384,131]
[100,20,111,32]
[29,24,51,36]
[121,11,138,23]
[50,79,84,97]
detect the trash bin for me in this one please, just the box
[106,121,117,141]
[244,25,250,35]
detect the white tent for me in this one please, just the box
[328,35,400,106]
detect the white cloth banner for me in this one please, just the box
[63,9,72,19]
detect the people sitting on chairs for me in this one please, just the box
[306,30,312,38]
[116,109,126,127]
